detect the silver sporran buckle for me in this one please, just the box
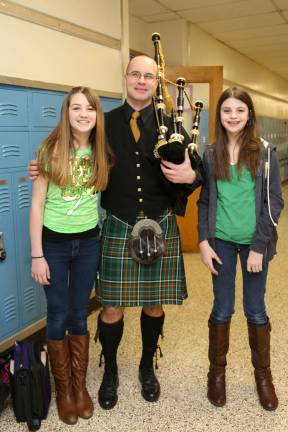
[129,219,165,265]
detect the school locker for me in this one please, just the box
[0,84,122,347]
[0,85,66,346]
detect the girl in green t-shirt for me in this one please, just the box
[198,88,283,411]
[30,87,112,425]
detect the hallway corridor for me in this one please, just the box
[1,185,287,432]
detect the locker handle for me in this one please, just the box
[0,232,7,262]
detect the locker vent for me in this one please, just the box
[24,287,36,312]
[2,144,20,157]
[0,188,10,213]
[4,295,17,322]
[0,103,18,116]
[18,184,30,208]
[42,106,57,117]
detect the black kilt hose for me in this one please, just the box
[97,211,187,307]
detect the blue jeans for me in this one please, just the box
[211,238,268,326]
[43,236,101,340]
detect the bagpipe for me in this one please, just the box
[152,32,203,169]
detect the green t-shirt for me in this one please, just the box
[43,147,99,233]
[216,164,256,244]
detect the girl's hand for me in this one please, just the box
[247,250,263,273]
[31,257,51,285]
[199,240,222,275]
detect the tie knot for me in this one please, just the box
[131,111,140,120]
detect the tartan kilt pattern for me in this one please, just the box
[97,212,188,306]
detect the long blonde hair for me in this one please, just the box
[37,86,112,191]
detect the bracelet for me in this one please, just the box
[31,256,44,259]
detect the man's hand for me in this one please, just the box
[199,240,222,275]
[160,149,196,184]
[247,250,263,273]
[28,159,40,181]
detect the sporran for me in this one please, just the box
[129,218,165,265]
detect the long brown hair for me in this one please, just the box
[37,86,112,190]
[214,87,261,180]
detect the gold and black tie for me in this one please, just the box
[130,111,141,142]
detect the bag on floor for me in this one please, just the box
[0,354,11,415]
[10,341,51,431]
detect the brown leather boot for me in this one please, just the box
[69,333,94,419]
[248,321,278,411]
[207,319,230,407]
[47,337,78,424]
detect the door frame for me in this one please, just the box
[166,65,223,143]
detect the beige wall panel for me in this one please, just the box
[130,16,151,55]
[12,0,121,39]
[247,94,288,119]
[0,14,122,93]
[149,20,187,66]
[130,17,187,65]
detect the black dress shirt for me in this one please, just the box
[101,101,203,225]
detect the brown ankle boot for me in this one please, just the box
[69,333,94,419]
[47,337,78,424]
[207,319,230,407]
[248,321,278,411]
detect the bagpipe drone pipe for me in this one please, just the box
[152,32,203,170]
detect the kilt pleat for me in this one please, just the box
[97,212,187,306]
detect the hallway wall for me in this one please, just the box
[0,0,127,95]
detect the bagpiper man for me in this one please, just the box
[96,55,204,409]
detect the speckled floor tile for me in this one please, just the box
[1,185,287,431]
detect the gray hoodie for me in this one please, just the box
[198,141,284,262]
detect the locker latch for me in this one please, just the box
[0,232,7,262]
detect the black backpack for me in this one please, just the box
[10,341,51,431]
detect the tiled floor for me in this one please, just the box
[1,185,287,431]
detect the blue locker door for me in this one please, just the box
[101,97,122,112]
[30,131,51,160]
[31,92,64,128]
[13,171,41,326]
[40,284,47,315]
[0,173,20,340]
[0,89,28,127]
[199,109,209,156]
[0,131,29,169]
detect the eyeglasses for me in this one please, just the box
[126,71,157,81]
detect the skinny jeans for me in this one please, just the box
[43,236,101,340]
[211,238,268,326]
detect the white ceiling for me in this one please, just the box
[129,0,288,81]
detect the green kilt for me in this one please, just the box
[97,211,187,307]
